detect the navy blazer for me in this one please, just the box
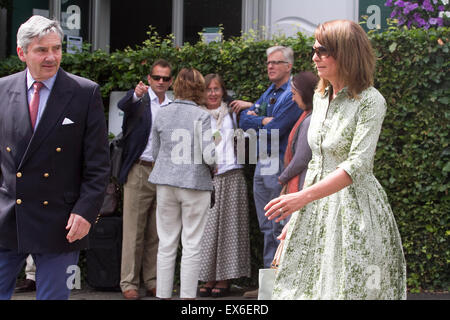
[116,89,152,185]
[0,68,110,253]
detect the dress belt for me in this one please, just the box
[135,159,154,168]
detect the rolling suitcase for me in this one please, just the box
[86,216,122,291]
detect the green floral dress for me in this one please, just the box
[272,87,407,300]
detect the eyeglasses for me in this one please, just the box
[311,46,330,59]
[266,60,289,66]
[207,88,222,94]
[150,75,171,82]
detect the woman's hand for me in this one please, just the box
[264,191,308,223]
[265,168,353,223]
[277,222,289,241]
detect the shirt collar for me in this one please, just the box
[323,85,349,98]
[26,69,58,91]
[148,86,171,106]
[269,78,290,93]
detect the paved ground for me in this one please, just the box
[11,285,450,300]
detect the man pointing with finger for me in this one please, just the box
[0,15,110,300]
[117,59,172,300]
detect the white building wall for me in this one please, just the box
[265,0,359,37]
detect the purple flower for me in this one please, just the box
[413,12,427,26]
[429,17,444,26]
[404,2,419,14]
[422,0,435,12]
[387,0,446,29]
[391,7,400,18]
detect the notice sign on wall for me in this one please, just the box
[202,27,222,44]
[67,35,82,54]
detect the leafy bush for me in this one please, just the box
[1,27,448,292]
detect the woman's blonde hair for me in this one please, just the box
[315,19,375,98]
[173,68,206,105]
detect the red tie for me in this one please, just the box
[29,82,44,130]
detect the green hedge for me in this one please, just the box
[1,27,448,292]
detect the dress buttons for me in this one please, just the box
[6,147,11,152]
[56,147,62,152]
[43,201,49,206]
[16,199,22,205]
[16,172,22,178]
[44,173,50,178]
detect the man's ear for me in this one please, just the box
[17,46,26,62]
[287,63,293,72]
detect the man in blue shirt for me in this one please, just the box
[232,46,302,289]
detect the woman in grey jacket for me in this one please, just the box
[149,68,215,299]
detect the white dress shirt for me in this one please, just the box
[134,87,171,162]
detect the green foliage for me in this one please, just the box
[371,26,449,292]
[1,27,448,292]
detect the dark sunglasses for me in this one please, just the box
[311,46,330,59]
[150,75,171,82]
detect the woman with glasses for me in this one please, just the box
[265,20,407,300]
[197,74,251,298]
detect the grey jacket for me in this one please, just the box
[149,100,215,191]
[278,113,312,191]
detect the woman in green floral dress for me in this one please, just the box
[265,20,406,300]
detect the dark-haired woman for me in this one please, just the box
[278,71,318,196]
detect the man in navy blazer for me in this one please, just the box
[0,15,110,300]
[116,59,172,300]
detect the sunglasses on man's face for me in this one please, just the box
[150,75,171,82]
[311,46,331,59]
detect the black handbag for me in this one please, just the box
[99,182,120,217]
[109,134,124,181]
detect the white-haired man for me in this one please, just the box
[231,46,302,297]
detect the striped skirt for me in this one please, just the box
[198,169,251,282]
